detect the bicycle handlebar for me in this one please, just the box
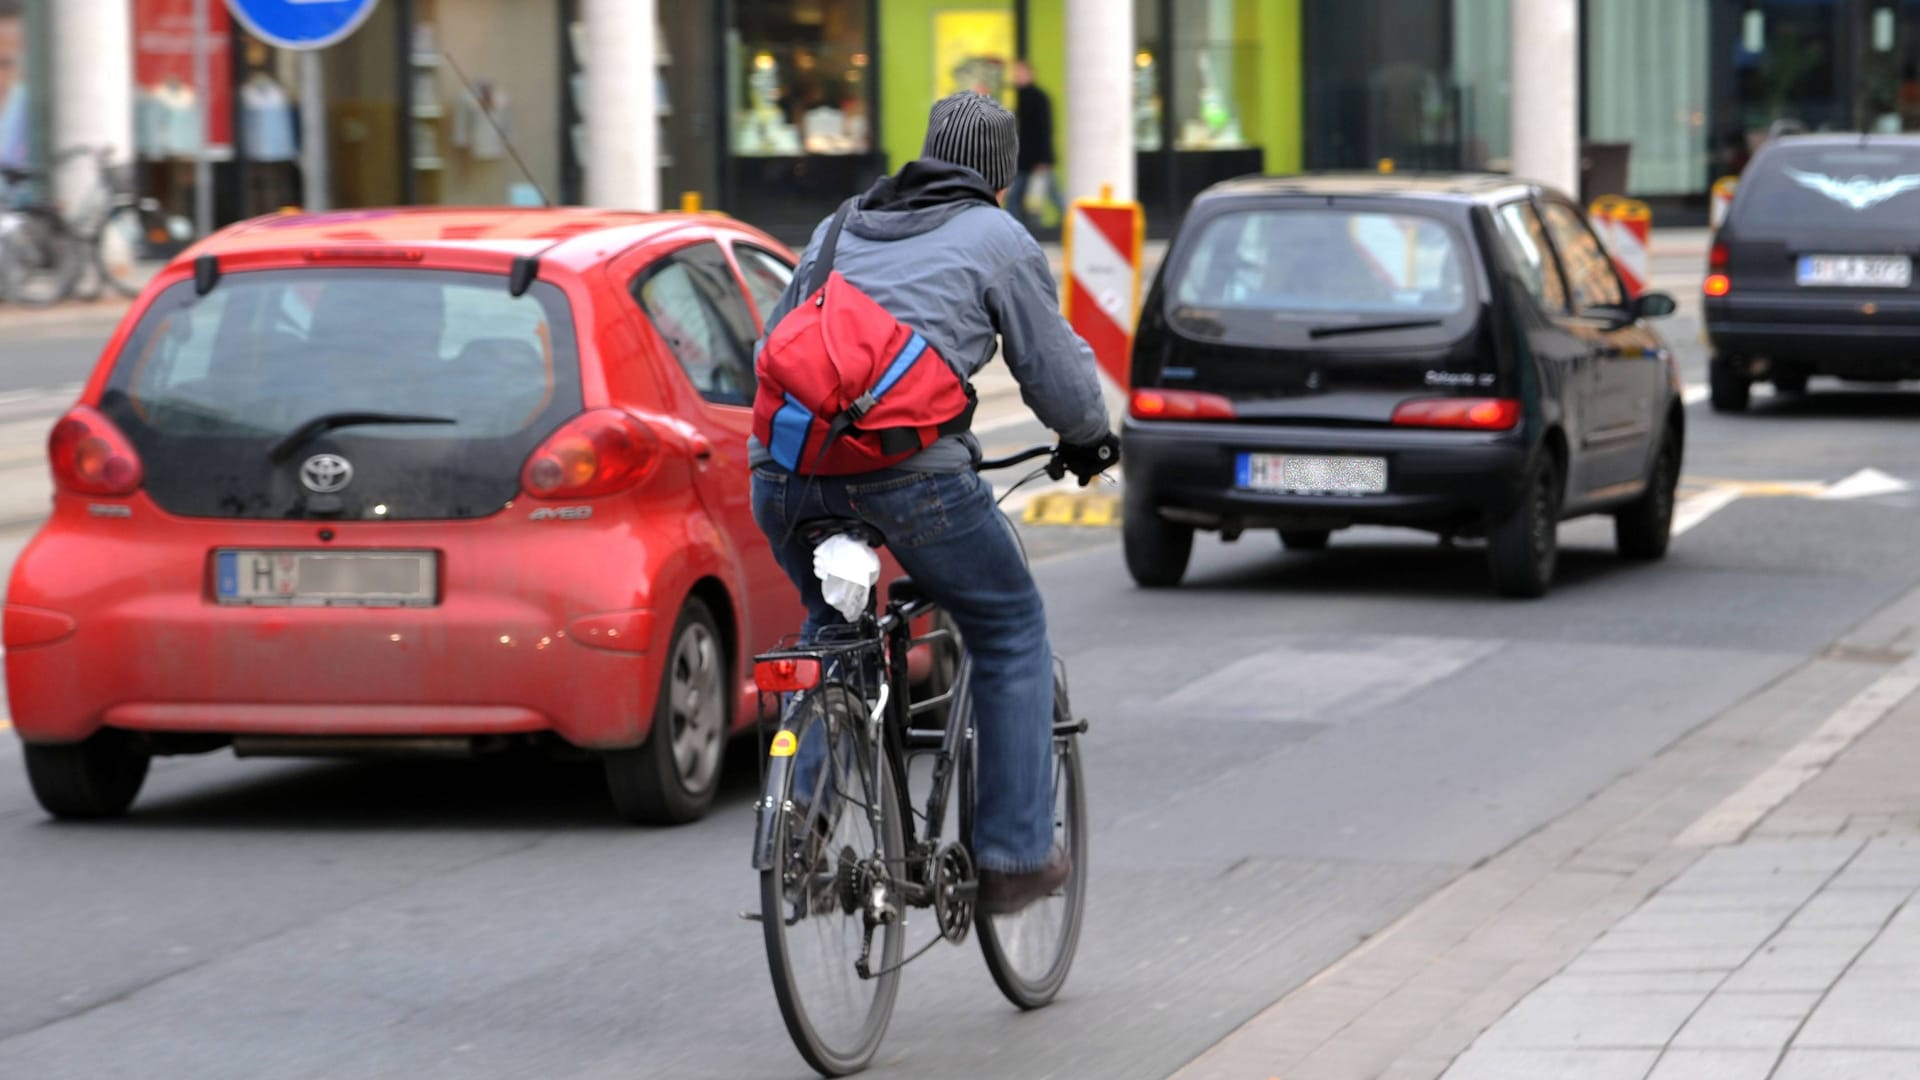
[974,445,1056,472]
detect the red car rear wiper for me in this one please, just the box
[267,411,458,462]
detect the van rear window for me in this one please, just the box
[1738,146,1920,231]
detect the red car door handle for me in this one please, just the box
[690,435,713,462]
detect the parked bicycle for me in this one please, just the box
[750,444,1089,1076]
[0,146,189,307]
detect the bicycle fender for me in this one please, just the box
[750,722,804,872]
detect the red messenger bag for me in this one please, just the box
[751,202,976,475]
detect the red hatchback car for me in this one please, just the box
[6,206,870,824]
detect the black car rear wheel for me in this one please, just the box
[1615,430,1680,561]
[1279,529,1331,551]
[1487,456,1561,599]
[1709,357,1751,413]
[23,730,151,820]
[1122,487,1192,588]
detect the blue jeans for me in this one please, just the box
[751,466,1057,873]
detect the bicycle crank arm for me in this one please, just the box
[1054,717,1089,736]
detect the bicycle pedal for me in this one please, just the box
[738,910,765,923]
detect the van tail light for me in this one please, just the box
[755,657,821,693]
[1130,388,1236,421]
[520,409,660,499]
[1391,397,1521,431]
[49,406,144,496]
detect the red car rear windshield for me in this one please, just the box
[98,267,584,520]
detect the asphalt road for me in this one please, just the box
[3,281,1920,1079]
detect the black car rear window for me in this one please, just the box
[1167,207,1474,347]
[1736,145,1920,232]
[98,268,583,520]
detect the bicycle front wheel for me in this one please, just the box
[0,208,80,307]
[969,666,1088,1009]
[761,682,905,1076]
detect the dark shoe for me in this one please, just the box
[979,847,1071,916]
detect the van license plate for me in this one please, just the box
[1796,255,1911,288]
[1237,454,1387,495]
[215,550,438,606]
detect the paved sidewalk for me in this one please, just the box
[1444,676,1920,1080]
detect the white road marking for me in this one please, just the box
[1671,485,1744,536]
[1819,467,1912,501]
[1682,382,1709,406]
[1678,655,1920,847]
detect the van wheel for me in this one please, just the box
[1123,488,1192,588]
[1615,430,1679,561]
[605,597,728,825]
[1709,357,1751,413]
[23,730,151,820]
[1487,456,1560,599]
[1279,529,1331,551]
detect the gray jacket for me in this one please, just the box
[749,160,1110,472]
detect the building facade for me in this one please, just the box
[7,0,1919,241]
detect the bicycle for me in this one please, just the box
[0,146,188,306]
[749,444,1090,1076]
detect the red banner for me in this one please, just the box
[133,0,234,157]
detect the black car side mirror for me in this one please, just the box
[1633,292,1677,319]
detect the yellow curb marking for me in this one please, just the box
[1022,492,1122,528]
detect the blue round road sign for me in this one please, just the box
[224,0,382,51]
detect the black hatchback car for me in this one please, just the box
[1705,134,1920,411]
[1122,174,1683,598]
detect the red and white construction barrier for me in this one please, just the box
[1062,186,1144,390]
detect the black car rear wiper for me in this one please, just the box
[1306,318,1446,340]
[268,411,458,462]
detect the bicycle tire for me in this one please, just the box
[0,207,81,307]
[761,681,905,1076]
[965,666,1088,1010]
[94,203,151,299]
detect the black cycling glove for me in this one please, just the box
[1053,433,1120,487]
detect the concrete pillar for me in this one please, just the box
[1065,0,1133,203]
[1508,0,1579,197]
[48,0,133,212]
[582,0,657,211]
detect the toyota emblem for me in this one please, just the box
[300,453,354,494]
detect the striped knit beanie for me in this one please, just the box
[920,92,1018,191]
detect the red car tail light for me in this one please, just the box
[1130,388,1236,421]
[520,409,660,499]
[1391,397,1521,431]
[49,406,144,496]
[755,657,821,692]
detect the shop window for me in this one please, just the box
[1539,202,1625,312]
[633,242,759,406]
[730,0,872,158]
[1586,0,1709,196]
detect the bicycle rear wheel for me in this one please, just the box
[95,202,156,299]
[968,666,1088,1009]
[0,208,80,307]
[761,682,905,1076]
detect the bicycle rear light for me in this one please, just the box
[755,657,821,693]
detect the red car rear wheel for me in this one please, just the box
[604,597,730,825]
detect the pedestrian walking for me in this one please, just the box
[1009,59,1061,234]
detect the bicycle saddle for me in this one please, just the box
[796,517,884,549]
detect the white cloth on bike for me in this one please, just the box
[813,534,880,623]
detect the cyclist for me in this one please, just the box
[750,91,1116,915]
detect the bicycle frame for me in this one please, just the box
[749,585,966,913]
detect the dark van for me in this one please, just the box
[1705,134,1920,410]
[1121,174,1683,598]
